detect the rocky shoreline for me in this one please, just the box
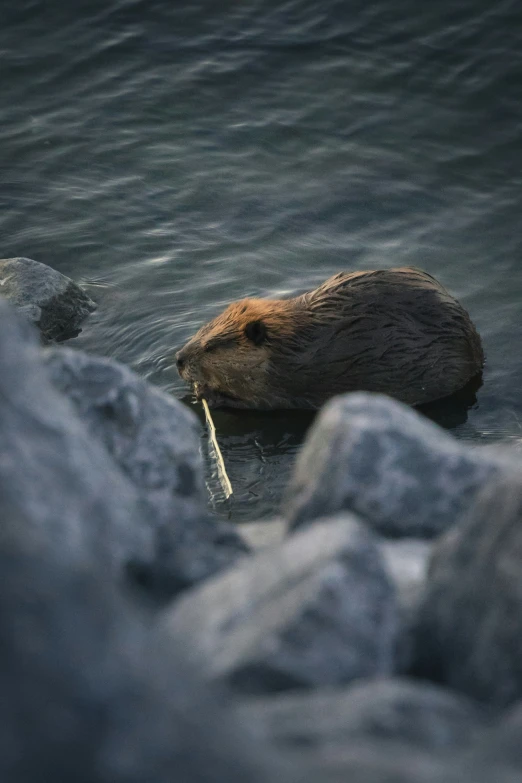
[2,256,522,782]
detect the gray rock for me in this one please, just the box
[0,297,156,582]
[291,744,520,783]
[161,515,398,694]
[43,347,248,595]
[379,538,433,672]
[43,346,206,519]
[0,518,283,783]
[380,539,433,669]
[474,700,522,771]
[0,445,510,783]
[0,256,96,341]
[238,678,484,753]
[380,540,432,616]
[285,393,514,538]
[240,519,286,550]
[411,475,522,708]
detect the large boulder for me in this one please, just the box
[241,527,431,672]
[0,517,282,783]
[161,515,398,694]
[284,393,515,539]
[0,297,154,581]
[43,347,248,595]
[238,678,485,753]
[0,256,96,341]
[411,475,522,708]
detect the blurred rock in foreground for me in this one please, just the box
[412,475,522,708]
[44,347,248,597]
[162,515,398,694]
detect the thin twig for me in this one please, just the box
[201,398,233,499]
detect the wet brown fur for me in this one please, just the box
[176,267,484,409]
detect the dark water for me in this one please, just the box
[2,1,522,523]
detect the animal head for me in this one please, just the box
[175,297,300,408]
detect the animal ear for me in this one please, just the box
[244,319,267,346]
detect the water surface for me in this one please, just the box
[2,0,522,522]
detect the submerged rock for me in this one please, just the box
[238,677,484,752]
[412,475,522,708]
[284,393,514,539]
[161,515,398,694]
[0,256,96,341]
[43,347,248,595]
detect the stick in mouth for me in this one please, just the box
[201,397,233,499]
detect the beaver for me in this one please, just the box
[175,267,484,410]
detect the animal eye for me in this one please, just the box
[244,320,267,346]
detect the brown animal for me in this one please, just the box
[175,267,484,410]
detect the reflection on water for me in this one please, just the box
[419,374,483,431]
[2,0,522,521]
[188,399,316,519]
[195,374,492,521]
